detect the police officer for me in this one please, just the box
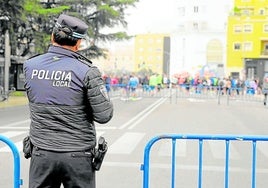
[24,14,113,188]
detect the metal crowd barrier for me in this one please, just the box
[106,84,173,99]
[175,85,265,105]
[0,135,22,188]
[141,134,268,188]
[106,84,265,105]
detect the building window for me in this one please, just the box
[261,43,268,55]
[242,8,254,15]
[234,25,242,33]
[147,38,154,44]
[264,24,268,33]
[244,24,252,33]
[178,7,185,16]
[148,47,153,52]
[260,9,265,15]
[194,6,199,13]
[156,39,162,43]
[234,43,241,50]
[193,22,198,30]
[178,24,185,31]
[244,42,252,51]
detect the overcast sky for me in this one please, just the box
[124,0,177,34]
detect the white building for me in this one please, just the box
[170,0,233,77]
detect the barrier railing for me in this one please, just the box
[141,134,268,188]
[0,135,22,188]
[175,85,264,102]
[106,84,264,105]
[106,84,173,100]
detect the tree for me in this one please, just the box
[56,0,138,58]
[0,0,25,55]
[0,0,138,58]
[25,0,138,58]
[23,0,70,54]
[0,0,24,31]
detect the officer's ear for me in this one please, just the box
[74,39,82,51]
[51,34,55,44]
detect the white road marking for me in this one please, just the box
[96,131,105,138]
[104,162,268,173]
[119,98,166,130]
[0,131,27,138]
[0,127,29,130]
[187,98,206,102]
[158,139,186,157]
[108,132,145,154]
[1,119,30,127]
[208,140,240,159]
[0,131,27,152]
[0,141,23,152]
[256,141,268,157]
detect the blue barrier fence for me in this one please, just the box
[141,134,268,188]
[0,135,22,188]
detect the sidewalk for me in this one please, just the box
[0,96,28,108]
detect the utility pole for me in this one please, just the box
[4,29,10,100]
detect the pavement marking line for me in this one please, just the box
[96,126,117,130]
[128,98,167,130]
[256,142,268,157]
[119,97,166,130]
[158,139,186,157]
[0,131,27,152]
[108,132,145,154]
[103,161,141,168]
[102,162,268,173]
[2,119,30,127]
[111,97,119,100]
[0,131,27,138]
[96,131,105,137]
[0,127,29,130]
[208,140,240,160]
[0,141,23,152]
[187,98,206,102]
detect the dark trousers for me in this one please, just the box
[29,147,95,188]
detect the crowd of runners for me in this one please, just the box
[102,73,267,96]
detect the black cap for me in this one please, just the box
[55,14,88,39]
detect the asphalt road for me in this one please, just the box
[1,95,268,188]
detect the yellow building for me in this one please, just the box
[134,34,170,75]
[227,0,268,79]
